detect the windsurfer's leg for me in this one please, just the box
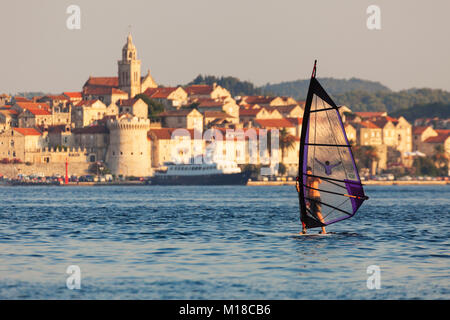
[315,208,327,234]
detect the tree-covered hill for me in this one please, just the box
[260,77,391,99]
[333,89,450,113]
[184,75,450,114]
[389,102,450,122]
[187,75,262,97]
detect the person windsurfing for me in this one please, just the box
[314,158,342,176]
[300,167,326,234]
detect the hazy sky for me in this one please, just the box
[1,0,449,94]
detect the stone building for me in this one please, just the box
[412,126,438,152]
[159,109,203,131]
[355,121,383,146]
[195,97,240,121]
[148,128,204,167]
[82,33,157,101]
[185,83,231,100]
[105,115,152,177]
[117,98,148,119]
[0,128,45,161]
[144,87,188,109]
[18,108,53,128]
[71,99,116,128]
[0,109,19,131]
[72,124,110,163]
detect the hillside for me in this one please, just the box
[187,75,261,97]
[260,77,391,99]
[390,102,450,122]
[333,89,450,113]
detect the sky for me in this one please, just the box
[0,0,449,94]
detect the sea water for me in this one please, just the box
[0,185,448,299]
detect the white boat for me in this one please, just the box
[149,158,249,185]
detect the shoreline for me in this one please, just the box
[2,180,448,186]
[247,180,449,186]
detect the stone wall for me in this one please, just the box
[0,162,90,178]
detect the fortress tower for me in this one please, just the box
[118,33,142,98]
[106,115,151,177]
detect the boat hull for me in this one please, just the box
[149,172,249,185]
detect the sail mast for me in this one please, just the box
[298,61,319,228]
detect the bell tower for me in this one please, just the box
[118,33,141,98]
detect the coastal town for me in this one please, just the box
[0,34,449,185]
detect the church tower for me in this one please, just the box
[118,33,141,98]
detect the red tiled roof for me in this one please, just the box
[254,118,295,128]
[436,129,450,135]
[197,99,224,108]
[269,105,301,113]
[424,133,450,143]
[84,87,127,95]
[148,128,202,140]
[118,98,139,106]
[0,109,18,115]
[74,99,101,107]
[385,116,398,123]
[83,77,119,88]
[27,108,51,116]
[16,102,51,111]
[185,85,213,96]
[239,108,265,116]
[241,96,276,105]
[144,87,179,99]
[360,121,380,129]
[13,128,42,136]
[63,92,83,99]
[203,111,233,118]
[39,95,69,101]
[412,126,431,135]
[286,117,303,125]
[14,96,32,102]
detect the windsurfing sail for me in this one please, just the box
[297,61,368,229]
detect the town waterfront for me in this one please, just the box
[0,185,448,299]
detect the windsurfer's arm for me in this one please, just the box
[315,158,325,168]
[330,161,342,169]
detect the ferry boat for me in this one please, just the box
[149,158,250,185]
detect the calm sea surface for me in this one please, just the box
[0,185,448,299]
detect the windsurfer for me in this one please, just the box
[303,167,326,234]
[315,158,342,175]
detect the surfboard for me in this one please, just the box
[250,230,334,237]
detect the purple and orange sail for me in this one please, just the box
[297,60,369,229]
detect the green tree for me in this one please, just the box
[279,128,297,163]
[135,94,164,122]
[413,157,439,176]
[353,145,379,170]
